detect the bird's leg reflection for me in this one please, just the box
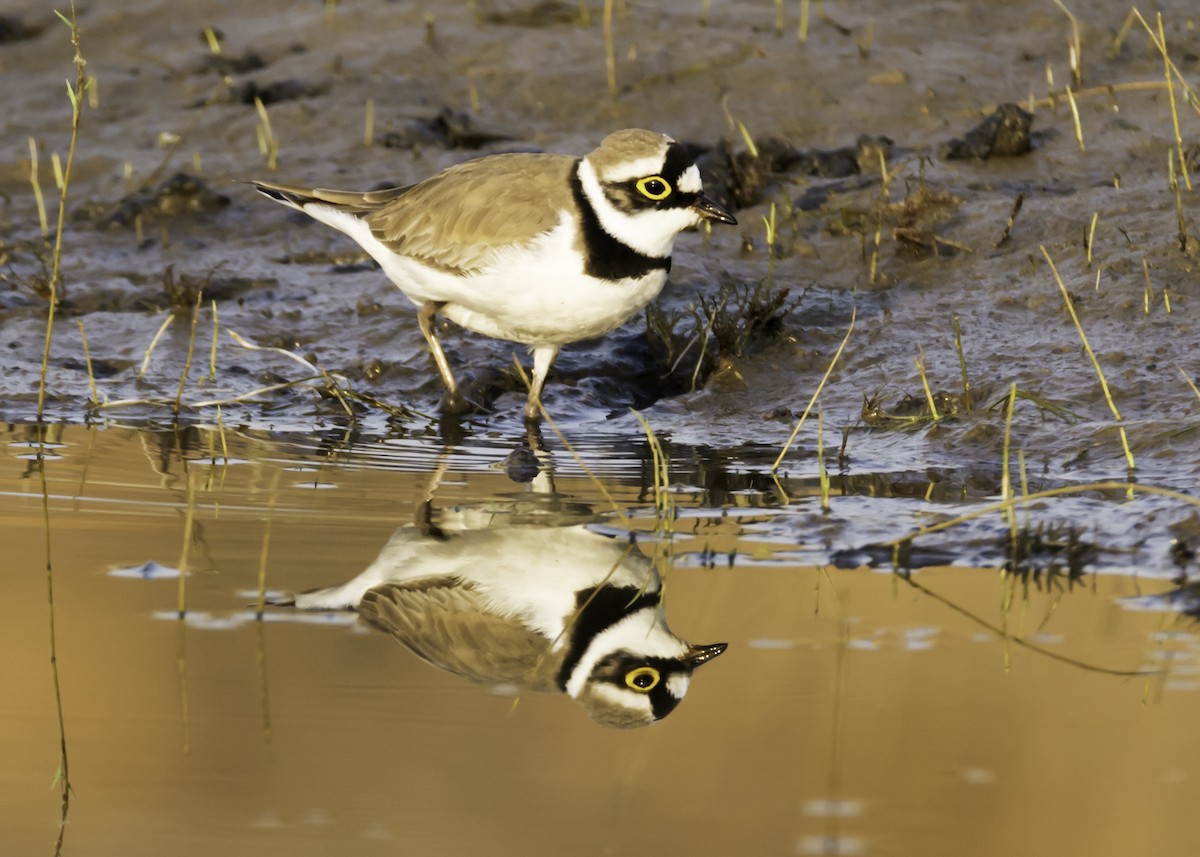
[414,451,452,539]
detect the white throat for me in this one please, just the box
[577,158,699,259]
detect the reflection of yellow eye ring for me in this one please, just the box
[625,667,661,692]
[636,176,672,200]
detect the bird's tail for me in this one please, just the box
[251,181,411,216]
[251,181,321,212]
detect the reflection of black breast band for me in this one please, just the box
[555,585,661,690]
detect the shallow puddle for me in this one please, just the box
[4,424,1197,857]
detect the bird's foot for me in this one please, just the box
[439,388,473,416]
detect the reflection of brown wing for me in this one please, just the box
[359,580,562,691]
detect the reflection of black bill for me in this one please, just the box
[685,641,729,667]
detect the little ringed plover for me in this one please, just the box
[253,129,736,420]
[282,522,727,727]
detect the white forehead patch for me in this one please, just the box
[593,683,654,713]
[666,673,691,699]
[676,164,702,194]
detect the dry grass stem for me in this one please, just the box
[1040,246,1135,472]
[138,313,175,378]
[915,351,940,421]
[1065,86,1085,151]
[882,480,1200,552]
[952,315,972,411]
[817,408,830,512]
[28,137,49,239]
[773,307,857,474]
[208,300,219,382]
[255,471,282,619]
[173,290,204,414]
[632,409,673,531]
[1001,383,1017,530]
[1130,9,1196,190]
[177,468,196,618]
[253,96,278,171]
[76,320,97,406]
[1168,150,1191,255]
[39,5,89,426]
[603,0,616,98]
[973,80,1171,118]
[467,70,480,113]
[51,152,65,191]
[227,330,321,373]
[1052,0,1083,87]
[1180,367,1200,403]
[202,25,221,54]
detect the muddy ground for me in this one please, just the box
[2,0,1200,572]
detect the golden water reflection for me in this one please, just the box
[3,425,1197,857]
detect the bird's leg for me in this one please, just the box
[523,345,559,422]
[417,301,466,413]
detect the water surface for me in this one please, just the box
[4,424,1196,857]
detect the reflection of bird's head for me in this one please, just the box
[556,584,727,728]
[571,643,728,728]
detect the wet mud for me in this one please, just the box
[1,0,1198,561]
[1,2,1197,557]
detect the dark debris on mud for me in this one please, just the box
[74,173,231,230]
[940,103,1036,161]
[378,108,518,151]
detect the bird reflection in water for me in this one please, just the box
[275,452,726,728]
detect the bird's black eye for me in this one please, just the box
[625,667,660,691]
[636,176,672,200]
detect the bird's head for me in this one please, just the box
[580,129,736,259]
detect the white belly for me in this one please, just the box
[318,206,670,347]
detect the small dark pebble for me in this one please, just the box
[940,104,1034,160]
[59,356,130,378]
[830,543,959,571]
[235,78,325,106]
[198,50,266,76]
[76,173,230,228]
[378,107,515,151]
[478,1,578,27]
[698,135,895,210]
[0,14,44,43]
[361,359,387,382]
[503,447,542,483]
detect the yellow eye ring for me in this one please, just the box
[636,176,672,200]
[625,667,661,692]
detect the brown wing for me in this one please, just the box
[258,153,578,275]
[359,580,564,691]
[362,153,578,273]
